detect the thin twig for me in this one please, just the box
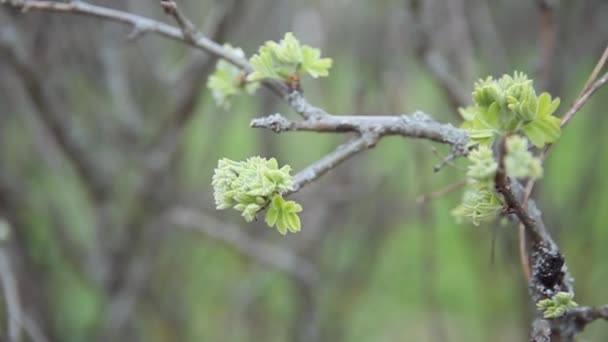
[160,0,197,42]
[0,25,108,202]
[167,208,319,287]
[537,0,557,91]
[1,0,327,119]
[566,305,608,328]
[415,181,465,204]
[289,136,375,194]
[522,68,608,205]
[517,46,608,289]
[578,45,608,99]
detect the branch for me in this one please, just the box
[0,25,108,202]
[407,0,471,111]
[566,305,608,329]
[524,45,608,203]
[0,246,22,342]
[1,0,327,119]
[494,139,573,308]
[531,318,551,342]
[159,0,197,43]
[537,0,557,91]
[149,0,244,151]
[560,69,608,128]
[289,136,374,194]
[251,111,469,176]
[167,208,319,287]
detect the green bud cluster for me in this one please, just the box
[212,157,303,234]
[265,194,302,235]
[453,146,501,225]
[462,72,561,148]
[536,292,578,319]
[466,145,498,183]
[505,135,543,179]
[248,32,333,83]
[452,189,502,226]
[207,44,259,109]
[454,72,558,225]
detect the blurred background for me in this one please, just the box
[0,0,607,341]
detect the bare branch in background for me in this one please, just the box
[0,246,22,342]
[407,0,472,111]
[1,0,325,119]
[537,0,558,91]
[0,27,108,202]
[415,181,465,204]
[167,208,319,287]
[151,0,243,149]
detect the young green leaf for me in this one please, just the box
[265,194,303,235]
[207,45,259,108]
[247,32,332,84]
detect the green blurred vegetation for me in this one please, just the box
[1,0,608,341]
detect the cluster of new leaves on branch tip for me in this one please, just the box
[537,292,578,318]
[452,146,502,225]
[454,72,558,225]
[207,45,259,109]
[461,72,561,148]
[247,32,333,87]
[212,157,302,235]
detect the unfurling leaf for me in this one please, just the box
[207,44,259,108]
[247,32,332,84]
[265,194,302,235]
[460,71,561,147]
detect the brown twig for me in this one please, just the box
[160,0,197,42]
[517,47,608,284]
[537,0,557,91]
[415,181,466,204]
